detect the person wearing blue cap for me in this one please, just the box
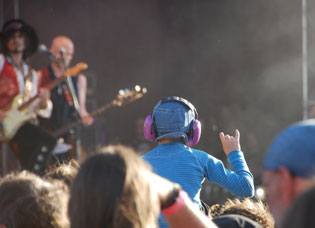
[263,119,315,227]
[142,96,255,228]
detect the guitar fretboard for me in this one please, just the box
[52,88,146,138]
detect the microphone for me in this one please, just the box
[59,47,66,61]
[38,44,57,58]
[59,47,66,56]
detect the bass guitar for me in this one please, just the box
[52,85,147,138]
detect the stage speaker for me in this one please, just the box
[11,123,57,175]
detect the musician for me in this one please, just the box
[0,19,51,174]
[37,35,93,161]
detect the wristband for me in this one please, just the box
[161,190,188,217]
[161,186,180,210]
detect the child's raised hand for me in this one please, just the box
[219,129,241,156]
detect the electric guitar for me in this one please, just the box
[0,62,88,142]
[52,85,147,138]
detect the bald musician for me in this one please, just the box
[37,36,93,160]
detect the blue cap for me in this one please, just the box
[152,100,196,143]
[263,119,315,178]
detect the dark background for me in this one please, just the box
[2,0,315,204]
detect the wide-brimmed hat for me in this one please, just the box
[0,19,39,58]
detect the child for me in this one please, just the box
[142,96,254,228]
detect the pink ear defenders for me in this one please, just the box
[144,96,201,146]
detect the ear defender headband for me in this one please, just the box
[144,96,201,146]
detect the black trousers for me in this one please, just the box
[11,123,57,175]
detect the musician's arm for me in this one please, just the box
[77,73,93,125]
[77,73,87,113]
[34,70,52,118]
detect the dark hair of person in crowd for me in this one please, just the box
[210,198,274,228]
[281,185,315,228]
[0,171,69,228]
[45,159,80,188]
[69,144,160,228]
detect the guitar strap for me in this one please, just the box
[64,76,82,160]
[65,76,80,113]
[62,84,74,106]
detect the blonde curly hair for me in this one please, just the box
[210,198,274,228]
[45,159,80,188]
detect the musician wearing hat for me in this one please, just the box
[0,19,53,174]
[0,19,50,119]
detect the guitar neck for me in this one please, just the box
[46,76,67,90]
[52,102,115,138]
[52,86,146,138]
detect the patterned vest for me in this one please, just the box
[0,59,20,109]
